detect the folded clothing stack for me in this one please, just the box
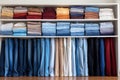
[13,7,28,19]
[1,7,13,19]
[42,22,56,36]
[13,22,27,36]
[70,23,85,36]
[27,22,41,36]
[27,7,42,19]
[99,8,114,19]
[100,22,114,35]
[85,7,99,19]
[56,8,70,19]
[43,7,56,19]
[57,22,70,36]
[0,23,13,35]
[70,6,84,19]
[85,23,100,36]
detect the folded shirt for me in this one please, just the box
[1,7,14,19]
[85,7,99,13]
[28,7,42,13]
[0,23,13,31]
[14,7,28,13]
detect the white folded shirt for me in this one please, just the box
[14,22,26,27]
[0,23,13,31]
[100,8,113,12]
[100,15,114,19]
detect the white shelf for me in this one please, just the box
[0,35,118,38]
[0,19,118,22]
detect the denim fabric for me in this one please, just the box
[83,39,88,76]
[27,39,33,76]
[18,39,24,76]
[33,39,38,76]
[5,39,9,77]
[49,38,55,76]
[37,39,41,76]
[0,40,5,76]
[38,39,45,76]
[86,30,100,36]
[45,38,51,76]
[42,22,56,36]
[85,7,99,12]
[23,39,27,76]
[57,22,70,36]
[71,38,76,76]
[13,39,19,76]
[13,28,27,33]
[8,39,13,76]
[13,33,27,36]
[0,31,13,35]
[99,39,105,76]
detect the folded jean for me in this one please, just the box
[0,31,13,35]
[71,32,84,36]
[13,28,27,33]
[13,33,26,36]
[86,30,100,36]
[85,7,99,12]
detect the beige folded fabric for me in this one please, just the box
[28,7,42,13]
[55,38,59,76]
[1,7,13,18]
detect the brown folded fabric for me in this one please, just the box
[59,38,64,76]
[55,38,59,76]
[85,12,98,15]
[28,11,42,16]
[28,7,42,13]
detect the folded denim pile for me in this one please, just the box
[0,23,13,35]
[100,22,114,35]
[43,7,56,19]
[56,8,70,19]
[57,22,70,36]
[70,23,85,36]
[85,7,99,19]
[85,23,100,35]
[13,7,28,19]
[1,7,14,19]
[27,22,41,36]
[99,8,114,19]
[42,22,56,36]
[27,7,42,19]
[13,22,27,36]
[70,6,84,19]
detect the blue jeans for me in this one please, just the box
[13,39,19,76]
[0,39,5,76]
[38,38,45,76]
[27,39,33,76]
[45,38,51,76]
[99,38,105,76]
[71,38,76,76]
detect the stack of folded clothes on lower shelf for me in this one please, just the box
[13,22,27,36]
[43,7,56,19]
[0,23,13,35]
[13,7,28,19]
[100,22,114,35]
[27,7,42,19]
[70,23,85,36]
[99,8,114,19]
[85,7,99,19]
[56,8,70,19]
[27,22,41,36]
[1,7,13,19]
[57,22,70,36]
[42,22,56,36]
[85,23,100,36]
[70,6,84,19]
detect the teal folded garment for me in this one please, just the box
[13,33,26,36]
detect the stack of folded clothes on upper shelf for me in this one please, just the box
[70,23,85,36]
[85,23,100,36]
[100,22,114,35]
[1,7,14,19]
[0,23,13,35]
[13,22,27,36]
[27,7,42,19]
[70,6,84,19]
[99,8,114,19]
[85,7,99,19]
[42,7,56,19]
[13,7,28,19]
[27,22,41,36]
[42,22,56,36]
[57,22,70,36]
[56,8,70,19]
